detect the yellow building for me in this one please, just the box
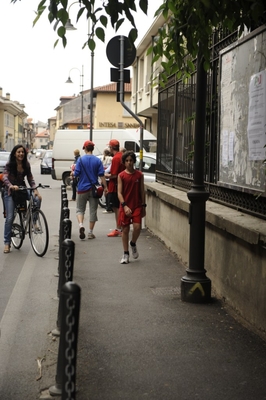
[54,81,145,132]
[92,82,144,130]
[0,88,28,151]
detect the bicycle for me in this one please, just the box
[11,184,50,257]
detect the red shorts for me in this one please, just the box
[119,206,142,226]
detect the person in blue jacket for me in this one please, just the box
[73,140,108,240]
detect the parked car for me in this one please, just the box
[135,152,157,182]
[136,152,193,180]
[40,150,53,174]
[0,151,11,173]
[35,148,46,158]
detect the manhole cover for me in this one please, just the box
[151,287,181,297]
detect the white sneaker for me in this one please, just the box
[130,243,139,259]
[120,254,129,264]
[88,232,95,239]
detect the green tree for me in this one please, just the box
[11,0,266,74]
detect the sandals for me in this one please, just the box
[3,245,10,254]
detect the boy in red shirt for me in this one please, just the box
[117,151,146,264]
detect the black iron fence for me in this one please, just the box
[157,26,266,219]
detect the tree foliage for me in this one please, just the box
[152,0,266,79]
[11,0,148,51]
[11,0,266,76]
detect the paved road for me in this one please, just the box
[0,160,60,399]
[1,158,266,400]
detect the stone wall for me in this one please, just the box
[145,182,266,334]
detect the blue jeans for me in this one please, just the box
[3,191,41,245]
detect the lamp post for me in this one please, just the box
[88,19,94,141]
[65,2,94,140]
[180,42,211,303]
[66,65,84,128]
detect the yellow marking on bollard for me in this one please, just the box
[188,282,205,296]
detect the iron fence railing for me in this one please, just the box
[157,26,266,219]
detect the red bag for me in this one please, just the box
[92,184,103,198]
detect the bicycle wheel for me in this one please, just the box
[11,211,25,249]
[29,209,49,257]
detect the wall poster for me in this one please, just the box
[219,28,266,193]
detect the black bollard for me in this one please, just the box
[62,197,68,208]
[49,281,81,399]
[61,206,70,221]
[53,239,75,336]
[61,191,67,209]
[60,238,75,289]
[59,219,72,250]
[56,214,72,276]
[58,207,70,244]
[57,218,72,283]
[61,186,66,202]
[54,187,68,265]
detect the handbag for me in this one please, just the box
[92,184,104,198]
[79,159,104,198]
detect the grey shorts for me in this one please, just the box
[76,191,99,222]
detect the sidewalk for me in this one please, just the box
[42,206,266,400]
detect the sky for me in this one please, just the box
[0,0,162,123]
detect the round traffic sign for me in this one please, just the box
[106,35,136,68]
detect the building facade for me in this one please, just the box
[54,81,145,133]
[0,88,28,151]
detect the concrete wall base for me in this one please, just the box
[145,182,266,334]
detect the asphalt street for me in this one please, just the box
[1,158,266,400]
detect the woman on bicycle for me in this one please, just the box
[2,144,42,254]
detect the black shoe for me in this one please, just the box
[79,227,85,239]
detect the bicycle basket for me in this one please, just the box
[12,190,28,209]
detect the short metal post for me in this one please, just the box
[49,281,81,398]
[61,186,66,202]
[53,239,75,336]
[57,219,72,290]
[58,207,70,256]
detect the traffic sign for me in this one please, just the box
[106,36,136,68]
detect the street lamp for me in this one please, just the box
[66,65,84,128]
[65,2,94,140]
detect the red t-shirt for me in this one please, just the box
[108,152,125,193]
[119,169,143,211]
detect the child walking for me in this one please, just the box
[117,151,146,264]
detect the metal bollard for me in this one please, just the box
[53,239,75,336]
[59,239,75,291]
[61,191,67,209]
[61,206,70,222]
[57,218,72,280]
[59,219,72,250]
[49,281,81,399]
[61,186,66,201]
[62,197,68,208]
[59,207,70,238]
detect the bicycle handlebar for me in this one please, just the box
[17,184,50,191]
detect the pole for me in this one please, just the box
[118,35,144,170]
[181,42,211,303]
[81,64,84,128]
[89,12,94,141]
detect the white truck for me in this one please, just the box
[51,128,157,185]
